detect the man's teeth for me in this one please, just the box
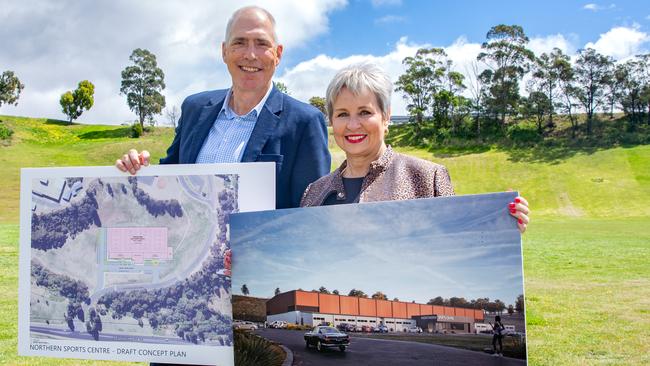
[241,66,260,72]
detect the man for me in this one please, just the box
[116,6,331,209]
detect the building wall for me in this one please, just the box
[393,302,407,318]
[267,290,486,324]
[376,300,391,317]
[359,297,377,316]
[340,296,359,315]
[318,293,340,314]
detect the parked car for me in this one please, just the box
[361,325,373,333]
[405,326,422,333]
[337,323,355,332]
[304,326,350,352]
[374,325,389,333]
[233,321,258,331]
[269,321,287,329]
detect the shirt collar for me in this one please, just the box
[221,83,274,119]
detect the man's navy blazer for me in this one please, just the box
[160,86,331,209]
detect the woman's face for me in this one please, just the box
[331,87,389,160]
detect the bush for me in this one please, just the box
[506,124,541,146]
[234,329,285,366]
[131,123,143,138]
[286,323,311,330]
[0,121,13,141]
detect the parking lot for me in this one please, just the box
[255,328,527,365]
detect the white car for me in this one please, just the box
[405,326,423,333]
[269,320,287,329]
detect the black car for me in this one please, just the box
[304,326,350,352]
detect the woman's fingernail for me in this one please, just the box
[508,202,515,208]
[510,209,516,214]
[515,198,521,203]
[518,219,523,224]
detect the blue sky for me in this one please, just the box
[1,1,648,124]
[230,192,524,306]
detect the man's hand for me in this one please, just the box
[115,149,150,175]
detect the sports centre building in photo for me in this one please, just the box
[266,290,484,333]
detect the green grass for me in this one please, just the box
[1,114,649,365]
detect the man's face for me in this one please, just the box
[222,11,283,94]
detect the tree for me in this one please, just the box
[309,96,326,116]
[529,48,571,132]
[477,25,535,128]
[0,70,25,107]
[507,305,514,314]
[521,91,552,134]
[274,287,280,296]
[332,289,340,295]
[275,81,289,94]
[371,291,388,300]
[241,284,249,296]
[465,61,487,137]
[120,48,166,129]
[573,48,614,134]
[618,54,650,127]
[557,61,580,138]
[347,289,367,298]
[60,80,95,124]
[165,105,180,129]
[396,48,447,127]
[427,296,445,305]
[318,286,330,294]
[515,294,525,313]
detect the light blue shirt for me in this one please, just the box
[195,84,273,163]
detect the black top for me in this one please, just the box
[322,177,365,205]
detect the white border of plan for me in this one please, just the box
[18,162,275,366]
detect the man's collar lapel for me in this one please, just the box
[240,86,283,162]
[187,92,226,163]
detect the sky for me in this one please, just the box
[230,192,524,305]
[1,0,649,124]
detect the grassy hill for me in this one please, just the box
[0,115,649,365]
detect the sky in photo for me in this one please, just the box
[230,192,523,306]
[1,0,648,124]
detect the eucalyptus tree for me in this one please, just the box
[120,48,166,129]
[477,24,535,129]
[529,48,572,132]
[618,54,650,126]
[573,48,614,134]
[60,80,95,124]
[0,70,25,107]
[396,48,447,127]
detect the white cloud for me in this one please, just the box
[374,15,406,25]
[371,0,402,7]
[584,24,650,60]
[583,3,616,11]
[277,37,426,116]
[0,0,346,124]
[528,33,578,57]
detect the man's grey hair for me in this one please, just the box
[225,6,278,44]
[326,62,392,121]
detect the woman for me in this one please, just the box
[300,62,530,232]
[491,315,505,356]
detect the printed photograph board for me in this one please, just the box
[230,192,527,365]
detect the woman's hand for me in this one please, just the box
[509,196,530,234]
[115,149,150,175]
